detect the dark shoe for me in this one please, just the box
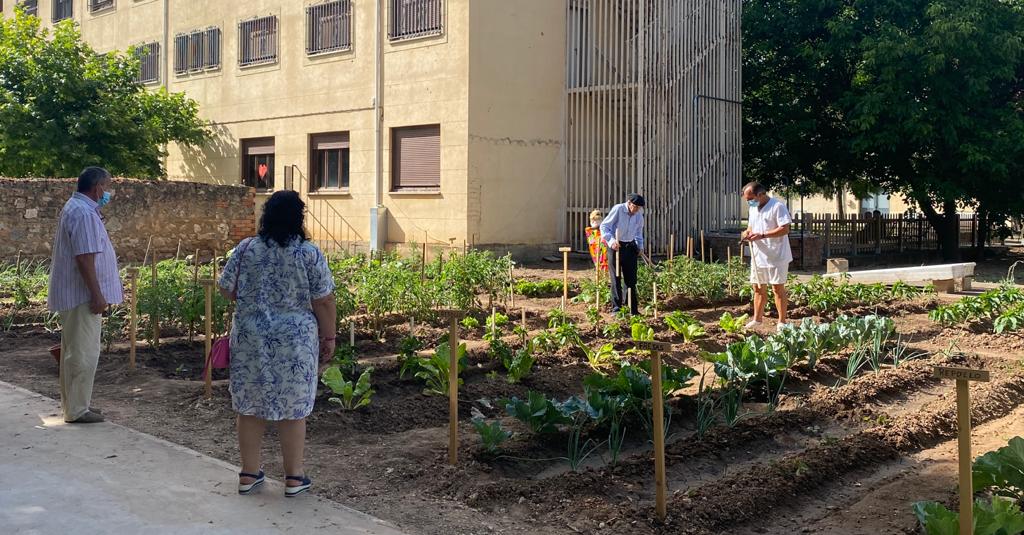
[89,407,102,414]
[284,475,312,497]
[238,470,265,495]
[67,411,105,424]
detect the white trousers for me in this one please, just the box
[58,302,102,422]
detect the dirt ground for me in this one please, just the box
[3,256,1024,535]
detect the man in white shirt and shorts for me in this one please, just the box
[740,181,792,330]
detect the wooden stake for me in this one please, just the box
[933,365,991,535]
[189,249,200,342]
[439,309,464,466]
[127,268,139,370]
[668,234,674,261]
[627,288,633,314]
[521,307,527,330]
[151,259,160,348]
[420,243,427,281]
[560,247,571,310]
[142,236,153,267]
[700,230,705,262]
[491,306,496,340]
[175,239,182,261]
[509,262,515,308]
[653,282,658,320]
[213,250,219,281]
[349,321,355,347]
[15,250,21,277]
[201,279,214,399]
[637,340,672,522]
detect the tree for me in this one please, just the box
[744,0,1024,259]
[0,8,209,179]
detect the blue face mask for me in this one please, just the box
[747,199,759,208]
[97,191,112,208]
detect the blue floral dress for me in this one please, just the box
[217,237,335,420]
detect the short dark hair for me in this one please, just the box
[77,167,111,193]
[258,190,308,248]
[742,181,766,195]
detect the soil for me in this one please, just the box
[3,256,1024,535]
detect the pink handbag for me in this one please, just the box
[206,239,252,373]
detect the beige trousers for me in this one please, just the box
[58,302,102,422]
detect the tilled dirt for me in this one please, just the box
[3,282,1024,535]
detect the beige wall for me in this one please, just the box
[7,0,571,248]
[791,192,915,216]
[467,0,566,246]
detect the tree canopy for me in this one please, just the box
[0,8,208,179]
[744,0,1024,257]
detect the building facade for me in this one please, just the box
[6,0,741,254]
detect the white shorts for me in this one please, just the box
[750,263,788,286]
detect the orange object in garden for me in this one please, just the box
[585,226,608,272]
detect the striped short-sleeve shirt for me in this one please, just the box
[47,193,124,312]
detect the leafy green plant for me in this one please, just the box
[913,497,1024,535]
[552,321,582,348]
[515,279,564,297]
[503,342,536,383]
[582,343,619,372]
[503,391,571,434]
[719,311,749,334]
[410,342,467,396]
[556,396,602,472]
[601,317,625,339]
[321,366,375,410]
[974,436,1024,501]
[663,311,705,342]
[585,305,601,328]
[573,278,610,305]
[396,335,424,378]
[460,316,481,329]
[470,410,512,454]
[631,321,655,342]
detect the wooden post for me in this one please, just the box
[189,249,200,341]
[201,279,214,399]
[560,247,572,310]
[127,268,139,370]
[151,259,160,348]
[933,365,991,535]
[652,282,658,319]
[175,239,182,261]
[521,307,527,330]
[349,320,355,347]
[439,309,464,466]
[509,262,515,308]
[668,234,674,261]
[142,236,153,267]
[627,288,633,314]
[420,243,426,281]
[700,230,705,262]
[636,340,671,522]
[490,306,496,340]
[213,249,220,280]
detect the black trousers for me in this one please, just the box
[610,241,640,314]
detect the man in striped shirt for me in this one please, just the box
[47,167,124,424]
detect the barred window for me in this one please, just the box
[134,42,160,84]
[20,0,37,16]
[238,15,278,67]
[52,0,72,21]
[88,0,113,13]
[174,28,220,75]
[241,138,275,191]
[306,0,352,55]
[388,0,443,41]
[310,132,350,191]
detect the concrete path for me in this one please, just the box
[0,381,405,535]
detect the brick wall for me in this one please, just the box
[0,178,255,262]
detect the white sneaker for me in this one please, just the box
[744,319,762,330]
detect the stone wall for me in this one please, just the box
[1,178,255,262]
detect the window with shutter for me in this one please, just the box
[52,0,72,21]
[241,138,275,191]
[310,132,351,192]
[391,125,441,191]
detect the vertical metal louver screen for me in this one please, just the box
[392,125,441,189]
[388,0,443,41]
[239,15,279,67]
[306,0,352,55]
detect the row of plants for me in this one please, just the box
[914,436,1024,534]
[930,284,1024,334]
[788,275,934,313]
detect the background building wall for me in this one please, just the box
[0,178,255,261]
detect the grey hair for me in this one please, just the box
[77,166,112,193]
[742,181,766,195]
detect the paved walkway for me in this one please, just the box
[0,381,405,535]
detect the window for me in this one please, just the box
[52,0,71,21]
[238,15,278,67]
[174,28,220,75]
[310,133,350,191]
[241,138,275,191]
[134,42,160,84]
[306,0,352,55]
[88,0,113,13]
[391,125,440,190]
[388,0,443,41]
[19,0,37,16]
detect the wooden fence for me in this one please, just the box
[790,213,978,258]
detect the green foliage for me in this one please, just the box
[355,256,425,334]
[789,276,931,313]
[430,250,513,310]
[572,278,610,305]
[719,311,749,334]
[407,341,467,396]
[470,410,512,454]
[913,497,1024,535]
[584,362,696,408]
[494,340,535,383]
[630,320,654,342]
[0,9,209,178]
[460,316,480,329]
[653,257,748,303]
[321,366,375,410]
[514,279,563,297]
[663,311,705,342]
[582,342,620,372]
[974,436,1024,501]
[502,391,572,434]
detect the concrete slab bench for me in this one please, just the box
[822,262,976,293]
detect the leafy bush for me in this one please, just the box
[321,366,375,410]
[515,279,564,297]
[719,311,749,334]
[429,250,513,310]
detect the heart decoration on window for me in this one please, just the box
[258,163,268,179]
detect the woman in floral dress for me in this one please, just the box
[585,209,608,272]
[218,191,336,497]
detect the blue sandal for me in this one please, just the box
[238,470,265,495]
[284,475,311,497]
